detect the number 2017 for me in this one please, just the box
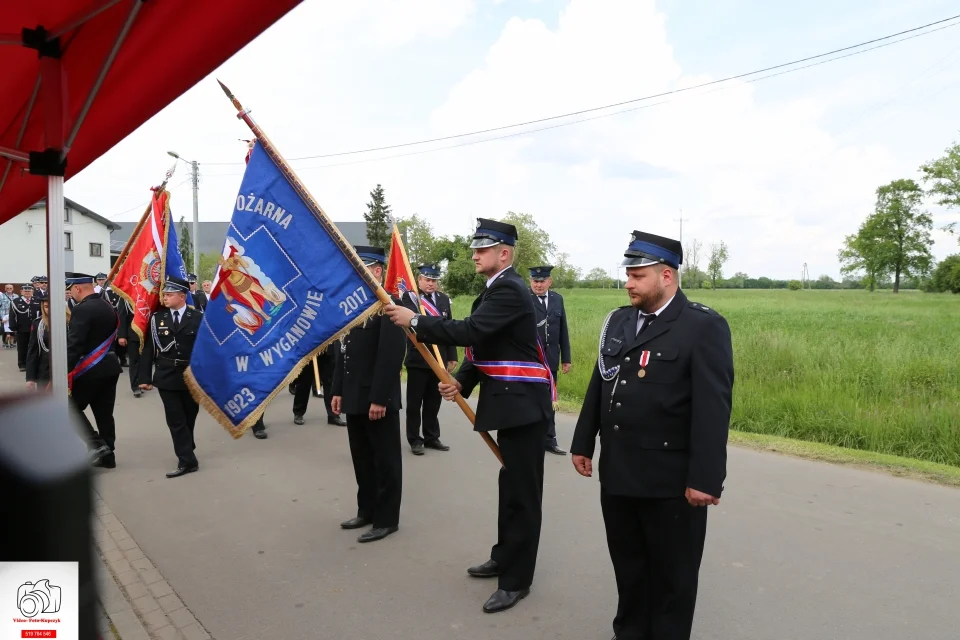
[339,286,368,316]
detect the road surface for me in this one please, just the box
[2,348,958,639]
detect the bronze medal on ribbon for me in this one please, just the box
[638,350,651,378]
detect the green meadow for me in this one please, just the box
[450,289,960,467]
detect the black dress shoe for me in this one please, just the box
[93,454,116,469]
[467,559,500,578]
[133,389,142,398]
[293,415,305,425]
[357,525,398,543]
[546,445,567,455]
[340,516,371,529]
[327,415,346,426]
[165,465,199,478]
[254,429,268,439]
[424,440,450,451]
[89,445,112,464]
[411,443,425,456]
[482,588,529,613]
[288,383,296,394]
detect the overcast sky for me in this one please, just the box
[65,0,960,280]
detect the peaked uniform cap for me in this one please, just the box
[621,230,683,269]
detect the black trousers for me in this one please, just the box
[545,368,559,448]
[16,330,30,368]
[346,411,402,529]
[126,339,141,391]
[70,374,120,453]
[158,388,200,468]
[600,489,708,640]
[490,420,547,591]
[405,367,442,446]
[292,357,335,417]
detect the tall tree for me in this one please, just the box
[920,137,960,243]
[707,241,729,289]
[550,252,582,288]
[363,184,392,248]
[839,215,888,292]
[842,179,934,293]
[683,238,703,289]
[178,216,193,272]
[396,213,435,268]
[501,211,557,278]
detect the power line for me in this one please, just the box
[200,13,960,167]
[200,19,960,177]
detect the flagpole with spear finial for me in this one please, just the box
[216,81,503,467]
[105,160,178,285]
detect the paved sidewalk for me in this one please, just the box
[93,492,211,640]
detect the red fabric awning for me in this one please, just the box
[0,0,303,222]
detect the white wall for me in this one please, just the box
[0,206,113,285]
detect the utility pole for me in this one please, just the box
[674,209,688,288]
[167,151,200,274]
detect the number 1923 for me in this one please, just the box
[224,387,256,418]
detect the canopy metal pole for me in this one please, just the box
[63,0,142,156]
[47,178,68,397]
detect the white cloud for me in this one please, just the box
[63,0,960,282]
[421,0,937,278]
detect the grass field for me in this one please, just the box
[451,288,960,467]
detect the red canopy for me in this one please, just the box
[0,0,303,222]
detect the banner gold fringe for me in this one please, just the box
[110,191,173,354]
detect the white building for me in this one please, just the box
[0,198,120,285]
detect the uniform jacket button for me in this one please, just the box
[613,425,619,431]
[625,357,630,362]
[615,402,621,408]
[663,441,669,447]
[620,380,626,385]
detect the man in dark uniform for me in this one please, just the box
[385,219,553,614]
[291,352,344,426]
[117,300,143,397]
[11,283,40,371]
[529,265,571,455]
[97,273,126,367]
[401,263,457,455]
[188,274,208,312]
[331,246,406,544]
[570,231,734,640]
[139,276,204,478]
[34,275,48,299]
[65,272,123,469]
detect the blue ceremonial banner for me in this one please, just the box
[185,142,383,437]
[163,214,195,307]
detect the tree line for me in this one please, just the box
[839,135,960,294]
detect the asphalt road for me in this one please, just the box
[2,348,959,640]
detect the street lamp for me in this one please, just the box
[167,150,199,274]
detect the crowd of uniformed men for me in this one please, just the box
[1,220,734,640]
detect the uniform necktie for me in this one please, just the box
[636,312,656,336]
[539,295,546,306]
[173,309,180,332]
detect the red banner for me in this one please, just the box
[383,225,418,300]
[110,190,169,349]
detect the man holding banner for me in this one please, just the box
[400,264,457,456]
[385,218,553,614]
[331,245,407,543]
[66,272,122,469]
